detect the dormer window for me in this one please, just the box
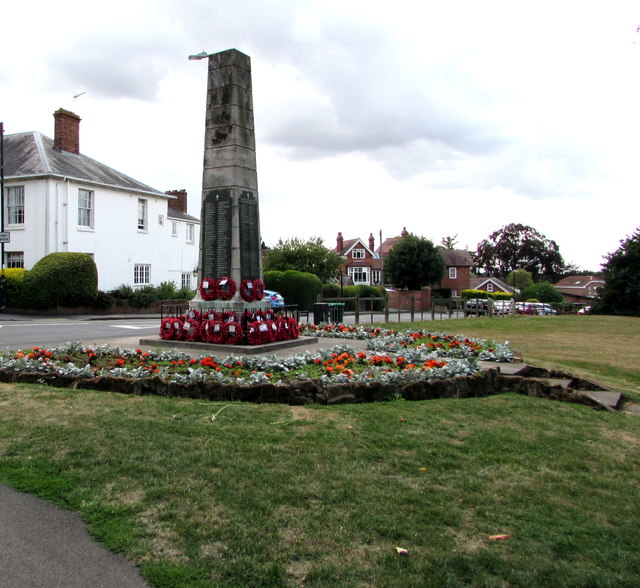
[352,248,365,259]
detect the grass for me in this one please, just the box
[0,314,639,587]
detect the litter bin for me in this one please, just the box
[313,302,329,324]
[328,302,345,323]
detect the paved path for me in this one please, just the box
[0,485,148,587]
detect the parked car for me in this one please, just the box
[577,306,592,315]
[263,290,285,308]
[516,302,557,315]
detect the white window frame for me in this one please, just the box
[348,266,369,284]
[137,199,147,231]
[171,221,178,237]
[6,186,25,225]
[448,267,457,279]
[352,248,365,259]
[486,283,494,292]
[5,251,24,268]
[181,272,192,290]
[78,188,94,228]
[186,223,194,243]
[134,264,151,285]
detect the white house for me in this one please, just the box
[2,108,200,291]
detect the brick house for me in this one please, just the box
[437,249,473,296]
[335,232,383,286]
[554,275,604,303]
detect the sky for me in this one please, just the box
[2,0,639,272]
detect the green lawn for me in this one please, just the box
[1,315,639,587]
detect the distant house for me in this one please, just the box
[335,232,382,285]
[554,275,604,303]
[2,108,200,291]
[437,249,473,296]
[469,276,513,295]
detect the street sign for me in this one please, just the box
[0,232,10,243]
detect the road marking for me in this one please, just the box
[110,325,155,330]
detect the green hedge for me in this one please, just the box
[461,289,514,301]
[321,284,386,311]
[264,270,322,310]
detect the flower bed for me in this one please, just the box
[0,327,516,403]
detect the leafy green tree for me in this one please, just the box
[474,223,566,281]
[521,281,564,304]
[440,234,459,249]
[594,227,640,316]
[264,237,344,283]
[385,234,445,290]
[506,269,534,292]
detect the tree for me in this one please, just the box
[440,234,459,249]
[594,227,640,316]
[264,237,344,283]
[473,223,566,281]
[506,269,534,292]
[385,233,445,290]
[521,281,564,304]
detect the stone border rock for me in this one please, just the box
[0,365,620,410]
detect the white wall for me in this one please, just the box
[5,177,200,291]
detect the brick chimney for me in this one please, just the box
[368,233,375,251]
[53,108,81,154]
[165,189,188,213]
[336,232,344,252]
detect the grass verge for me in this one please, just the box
[0,315,639,587]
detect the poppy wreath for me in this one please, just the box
[182,318,201,342]
[288,317,300,339]
[159,317,184,340]
[275,317,289,341]
[216,277,237,301]
[253,278,265,302]
[254,320,271,344]
[221,311,238,323]
[199,278,218,301]
[223,321,243,345]
[239,279,255,302]
[245,309,264,323]
[185,308,201,322]
[246,321,263,346]
[201,319,224,344]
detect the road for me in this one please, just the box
[0,315,161,352]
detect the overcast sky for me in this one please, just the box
[2,0,639,272]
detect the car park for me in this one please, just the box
[263,290,285,308]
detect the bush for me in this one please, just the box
[322,283,341,298]
[92,290,116,310]
[17,253,98,309]
[263,271,284,294]
[461,289,515,302]
[522,281,563,304]
[355,285,386,311]
[272,270,322,310]
[156,281,179,300]
[128,286,159,308]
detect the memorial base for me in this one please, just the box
[139,335,318,356]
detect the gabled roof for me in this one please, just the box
[338,237,377,259]
[3,131,167,197]
[470,276,512,292]
[439,248,473,267]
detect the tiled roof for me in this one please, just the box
[439,249,473,267]
[3,131,166,197]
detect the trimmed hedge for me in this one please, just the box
[461,289,514,301]
[264,270,322,310]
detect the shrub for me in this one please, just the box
[322,283,341,298]
[156,281,179,300]
[92,290,115,310]
[128,286,159,308]
[522,281,564,304]
[278,270,322,310]
[263,271,284,294]
[19,253,98,309]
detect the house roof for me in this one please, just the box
[3,131,168,197]
[469,276,512,292]
[439,248,473,267]
[338,237,377,258]
[167,206,200,223]
[554,275,605,289]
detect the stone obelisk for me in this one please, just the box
[191,49,265,311]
